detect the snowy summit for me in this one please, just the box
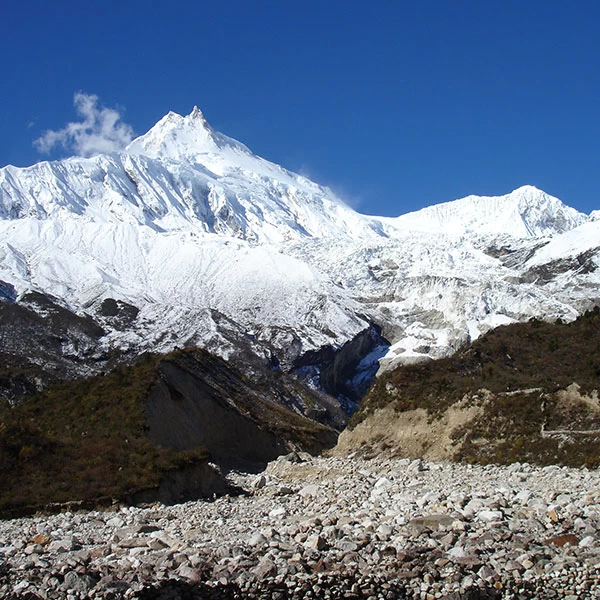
[0,107,598,377]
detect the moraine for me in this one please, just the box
[0,454,598,598]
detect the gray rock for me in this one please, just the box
[248,532,267,547]
[304,534,328,551]
[118,536,149,548]
[176,565,201,582]
[62,571,95,594]
[252,474,267,490]
[269,506,286,518]
[47,539,75,553]
[0,454,598,599]
[106,516,125,528]
[407,514,456,534]
[407,459,424,474]
[252,557,277,580]
[578,535,596,547]
[478,509,504,523]
[299,484,320,498]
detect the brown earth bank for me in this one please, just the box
[0,348,337,518]
[341,308,600,467]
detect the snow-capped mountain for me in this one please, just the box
[392,185,586,237]
[1,107,599,395]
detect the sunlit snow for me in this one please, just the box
[1,108,598,372]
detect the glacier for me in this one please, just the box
[1,106,599,384]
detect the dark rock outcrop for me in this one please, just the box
[0,292,110,404]
[292,324,390,414]
[146,350,339,468]
[130,461,234,505]
[146,360,287,464]
[319,324,388,402]
[97,297,140,330]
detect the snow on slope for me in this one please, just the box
[287,217,599,372]
[0,215,368,364]
[523,219,600,267]
[0,109,388,246]
[126,107,389,243]
[0,107,598,376]
[0,109,382,362]
[392,185,587,237]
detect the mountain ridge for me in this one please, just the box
[0,107,599,405]
[0,109,591,240]
[393,185,587,237]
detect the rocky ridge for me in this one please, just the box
[0,453,598,599]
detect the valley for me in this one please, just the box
[1,107,599,598]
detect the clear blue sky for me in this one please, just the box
[1,0,599,216]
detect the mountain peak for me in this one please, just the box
[395,186,587,237]
[162,106,208,125]
[505,185,589,235]
[511,184,542,194]
[190,105,206,121]
[507,184,555,205]
[126,107,249,161]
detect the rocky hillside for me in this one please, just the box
[338,308,600,467]
[0,348,338,518]
[0,290,113,401]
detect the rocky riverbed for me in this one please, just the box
[0,453,599,599]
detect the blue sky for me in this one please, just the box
[1,1,599,216]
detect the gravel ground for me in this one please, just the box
[1,452,599,599]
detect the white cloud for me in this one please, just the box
[34,92,134,157]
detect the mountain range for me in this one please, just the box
[1,107,599,412]
[2,107,600,514]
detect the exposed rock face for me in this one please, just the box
[319,324,388,403]
[96,297,140,331]
[148,350,341,457]
[335,402,486,462]
[0,280,16,303]
[145,360,287,464]
[519,246,600,284]
[0,287,384,423]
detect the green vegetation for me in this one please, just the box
[0,353,208,517]
[350,308,600,467]
[0,346,338,517]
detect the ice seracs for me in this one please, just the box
[0,106,598,385]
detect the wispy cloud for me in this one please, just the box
[34,92,134,157]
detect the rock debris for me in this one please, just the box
[1,453,599,599]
